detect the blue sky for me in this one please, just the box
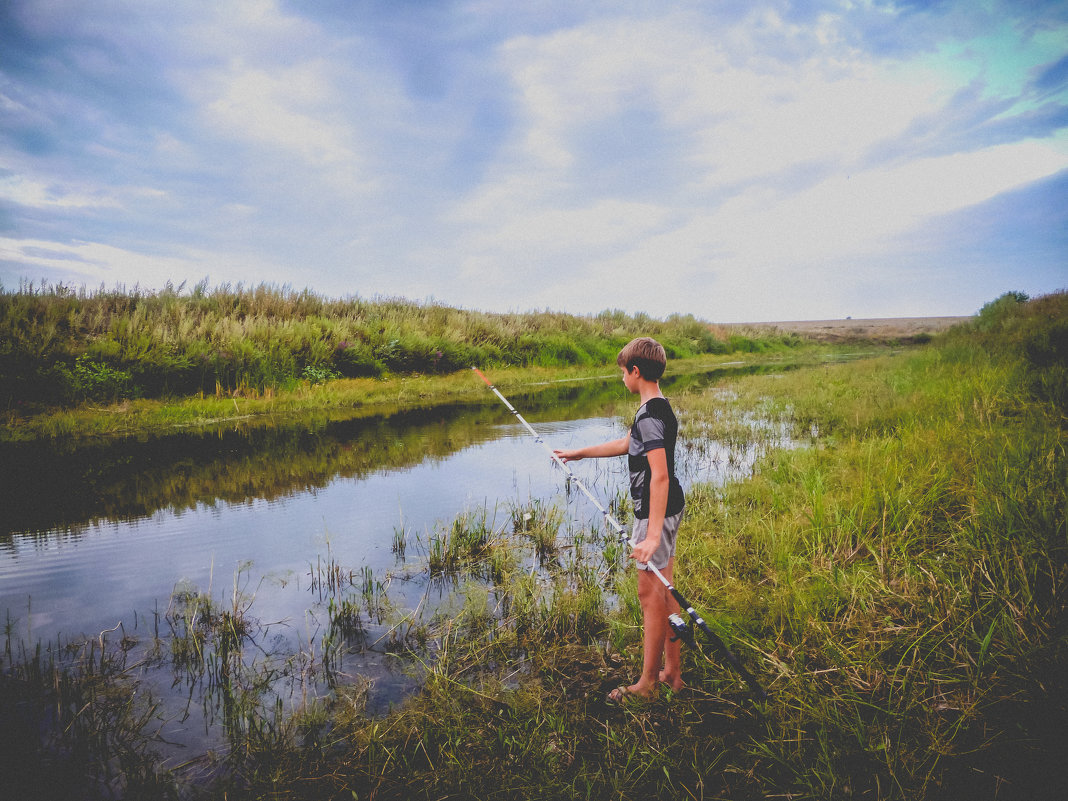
[1,0,1065,322]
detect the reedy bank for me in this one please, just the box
[1,280,800,411]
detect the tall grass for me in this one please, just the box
[0,280,802,409]
[662,291,1068,798]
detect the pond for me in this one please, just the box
[0,365,795,765]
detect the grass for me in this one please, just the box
[260,291,1063,800]
[0,352,829,444]
[1,280,804,413]
[1,291,1063,800]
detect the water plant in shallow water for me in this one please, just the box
[511,497,565,562]
[427,506,503,576]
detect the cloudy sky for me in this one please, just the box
[1,0,1065,322]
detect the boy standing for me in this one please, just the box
[554,337,686,702]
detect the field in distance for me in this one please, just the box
[733,316,971,343]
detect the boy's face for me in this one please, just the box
[621,365,641,393]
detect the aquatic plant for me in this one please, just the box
[427,506,503,576]
[511,497,565,561]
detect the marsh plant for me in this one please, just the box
[426,506,503,576]
[511,497,565,561]
[0,626,176,800]
[1,280,802,408]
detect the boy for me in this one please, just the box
[554,337,686,702]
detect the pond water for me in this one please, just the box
[0,365,794,763]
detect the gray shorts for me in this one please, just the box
[630,508,684,571]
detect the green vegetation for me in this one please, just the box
[2,291,1063,800]
[0,280,802,412]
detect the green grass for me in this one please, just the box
[0,350,845,444]
[1,280,804,412]
[279,291,1062,800]
[2,291,1063,800]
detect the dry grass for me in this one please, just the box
[735,316,971,344]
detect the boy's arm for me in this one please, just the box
[553,435,629,463]
[631,447,669,564]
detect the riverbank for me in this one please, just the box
[1,282,805,414]
[0,347,858,443]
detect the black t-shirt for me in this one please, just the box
[627,396,685,519]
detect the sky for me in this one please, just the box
[0,0,1065,323]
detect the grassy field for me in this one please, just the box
[0,281,803,417]
[1,291,1064,800]
[742,315,970,343]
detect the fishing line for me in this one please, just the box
[472,367,767,700]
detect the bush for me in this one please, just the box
[72,355,135,402]
[301,364,341,385]
[333,340,382,377]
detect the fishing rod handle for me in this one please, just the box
[668,584,768,700]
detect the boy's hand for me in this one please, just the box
[553,448,579,463]
[631,534,660,565]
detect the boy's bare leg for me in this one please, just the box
[610,562,684,701]
[621,568,669,699]
[659,559,684,691]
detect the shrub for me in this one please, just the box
[333,340,382,377]
[72,355,135,401]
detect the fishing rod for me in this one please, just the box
[472,367,767,700]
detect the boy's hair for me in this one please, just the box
[617,337,667,381]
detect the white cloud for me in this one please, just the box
[0,238,206,285]
[709,138,1068,267]
[0,175,119,210]
[454,198,672,285]
[0,236,304,293]
[200,60,360,169]
[437,8,1067,319]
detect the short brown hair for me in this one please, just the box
[617,337,666,381]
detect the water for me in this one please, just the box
[0,367,794,762]
[1,383,631,641]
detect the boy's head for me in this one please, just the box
[617,337,667,381]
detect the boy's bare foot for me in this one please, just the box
[659,669,685,692]
[607,681,657,703]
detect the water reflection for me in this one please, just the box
[0,364,776,539]
[0,382,623,539]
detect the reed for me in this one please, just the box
[1,280,804,412]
